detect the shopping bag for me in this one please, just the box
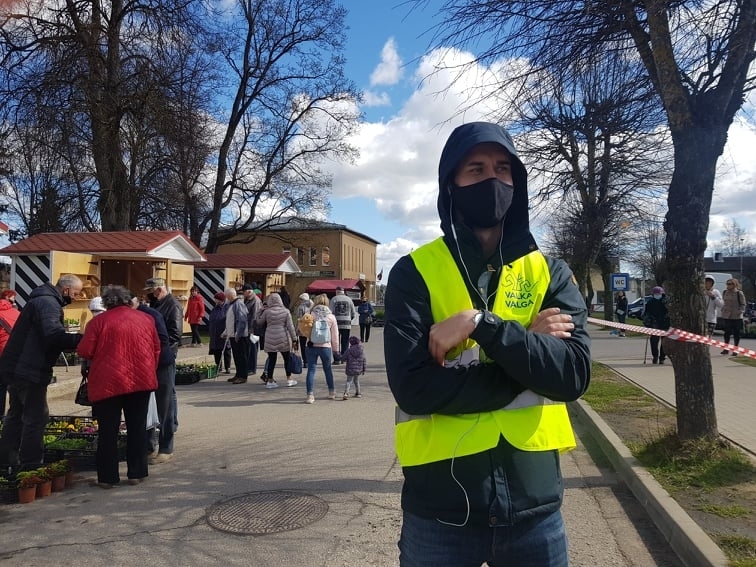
[290,352,303,375]
[75,376,92,406]
[146,391,160,429]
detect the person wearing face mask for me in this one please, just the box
[0,274,83,472]
[384,122,591,566]
[643,286,670,364]
[143,277,182,464]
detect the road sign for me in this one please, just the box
[611,273,629,291]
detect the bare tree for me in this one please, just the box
[412,0,756,441]
[717,219,755,256]
[626,217,668,293]
[510,50,669,315]
[201,0,361,252]
[0,0,200,231]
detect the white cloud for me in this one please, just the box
[328,47,526,281]
[362,90,391,107]
[369,38,403,86]
[708,116,756,251]
[329,45,756,284]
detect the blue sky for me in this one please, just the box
[326,3,756,284]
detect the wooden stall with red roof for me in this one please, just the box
[0,231,205,332]
[179,253,301,316]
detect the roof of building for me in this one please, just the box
[180,253,300,273]
[245,217,380,245]
[0,230,206,262]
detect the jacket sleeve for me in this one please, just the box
[76,319,100,360]
[713,290,724,309]
[329,315,339,349]
[164,299,183,349]
[385,255,590,417]
[39,299,82,352]
[470,257,591,402]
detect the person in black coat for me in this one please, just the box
[614,291,628,337]
[643,286,670,364]
[145,277,183,464]
[0,275,83,471]
[279,286,291,309]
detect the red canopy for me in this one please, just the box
[306,279,365,295]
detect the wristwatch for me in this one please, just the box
[472,310,484,328]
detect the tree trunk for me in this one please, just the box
[664,128,725,440]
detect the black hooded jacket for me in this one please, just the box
[384,122,591,526]
[0,282,82,385]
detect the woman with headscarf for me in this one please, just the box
[256,292,298,388]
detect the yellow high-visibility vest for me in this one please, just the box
[395,238,575,467]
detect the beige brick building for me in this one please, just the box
[216,218,380,302]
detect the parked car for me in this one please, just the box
[627,296,650,320]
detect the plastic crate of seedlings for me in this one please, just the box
[44,416,127,469]
[46,416,99,436]
[0,476,17,504]
[176,362,217,384]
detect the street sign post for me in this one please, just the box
[611,273,629,292]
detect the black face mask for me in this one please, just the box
[451,178,514,228]
[62,295,73,306]
[147,293,157,303]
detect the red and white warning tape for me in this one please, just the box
[587,316,756,360]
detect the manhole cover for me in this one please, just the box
[206,490,328,535]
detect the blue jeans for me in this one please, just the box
[305,346,335,394]
[398,509,568,567]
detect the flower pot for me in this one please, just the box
[18,486,36,504]
[36,480,52,498]
[64,470,75,488]
[51,475,66,492]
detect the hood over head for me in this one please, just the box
[437,122,533,251]
[266,293,283,307]
[311,304,331,317]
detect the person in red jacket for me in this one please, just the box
[184,286,206,347]
[77,285,160,488]
[0,294,21,419]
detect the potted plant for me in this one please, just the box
[59,459,75,488]
[34,466,52,498]
[16,471,42,503]
[48,461,68,492]
[63,317,80,333]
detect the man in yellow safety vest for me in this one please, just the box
[384,122,591,566]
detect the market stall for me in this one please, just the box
[0,230,205,332]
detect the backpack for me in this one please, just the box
[310,312,330,344]
[297,312,314,337]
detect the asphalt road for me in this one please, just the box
[0,328,684,566]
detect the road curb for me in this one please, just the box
[572,399,728,567]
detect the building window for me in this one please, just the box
[309,247,318,266]
[296,248,306,267]
[322,246,330,266]
[282,246,291,255]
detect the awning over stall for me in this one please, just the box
[306,279,364,295]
